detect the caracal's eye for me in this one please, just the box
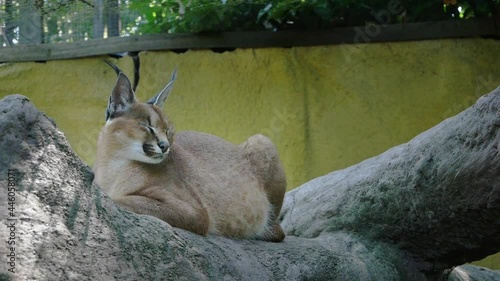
[138,122,155,135]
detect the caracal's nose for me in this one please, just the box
[158,140,170,153]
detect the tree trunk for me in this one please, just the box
[106,0,120,37]
[18,1,43,45]
[93,0,105,38]
[3,0,15,45]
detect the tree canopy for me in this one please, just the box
[0,0,498,46]
[127,0,498,34]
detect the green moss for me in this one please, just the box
[65,193,80,231]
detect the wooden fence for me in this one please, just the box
[0,19,498,63]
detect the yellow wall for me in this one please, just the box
[1,38,499,267]
[1,39,498,189]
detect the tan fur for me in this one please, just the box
[93,67,286,242]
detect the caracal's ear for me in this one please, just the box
[146,67,177,110]
[106,69,136,121]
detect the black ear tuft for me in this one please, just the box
[104,60,122,76]
[105,96,112,120]
[146,67,177,109]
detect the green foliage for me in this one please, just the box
[0,0,94,45]
[42,0,93,44]
[0,0,498,46]
[126,0,500,34]
[126,0,267,34]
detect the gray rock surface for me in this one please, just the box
[448,265,500,281]
[0,87,499,280]
[281,87,500,273]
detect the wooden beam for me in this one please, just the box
[0,19,497,62]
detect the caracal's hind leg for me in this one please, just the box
[240,134,287,242]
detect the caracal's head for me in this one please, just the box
[101,62,176,164]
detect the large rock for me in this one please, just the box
[280,87,500,274]
[0,87,499,280]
